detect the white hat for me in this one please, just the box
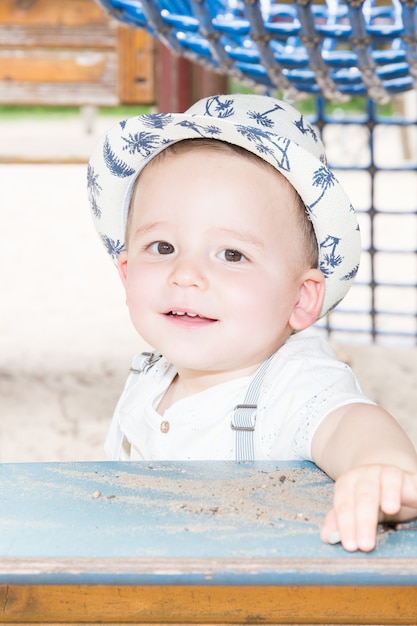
[87,93,360,318]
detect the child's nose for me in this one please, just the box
[168,256,207,289]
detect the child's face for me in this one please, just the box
[118,146,322,379]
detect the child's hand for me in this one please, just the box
[321,464,417,552]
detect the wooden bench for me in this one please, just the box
[0,0,155,107]
[1,460,416,624]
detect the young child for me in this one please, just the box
[87,93,417,553]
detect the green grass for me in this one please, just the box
[0,94,393,120]
[230,81,394,117]
[0,105,151,118]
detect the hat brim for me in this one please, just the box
[87,97,360,318]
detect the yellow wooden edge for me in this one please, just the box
[1,584,417,624]
[0,156,88,164]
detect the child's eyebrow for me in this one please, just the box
[218,228,264,249]
[132,221,166,238]
[131,223,264,249]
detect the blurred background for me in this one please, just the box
[1,0,416,462]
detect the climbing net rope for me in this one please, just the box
[98,0,417,102]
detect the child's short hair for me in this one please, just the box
[87,93,360,318]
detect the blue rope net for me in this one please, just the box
[97,0,417,344]
[97,0,417,102]
[312,96,417,345]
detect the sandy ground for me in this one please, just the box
[0,112,416,463]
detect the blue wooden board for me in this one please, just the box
[0,461,416,586]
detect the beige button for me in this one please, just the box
[160,420,170,434]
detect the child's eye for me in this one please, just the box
[149,241,175,255]
[218,249,246,263]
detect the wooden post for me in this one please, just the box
[157,42,194,112]
[118,25,156,105]
[157,42,228,113]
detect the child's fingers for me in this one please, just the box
[321,481,371,552]
[321,508,344,546]
[378,466,404,516]
[370,466,417,520]
[322,467,417,552]
[340,472,380,551]
[399,472,417,511]
[323,467,381,552]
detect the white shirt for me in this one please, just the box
[105,331,374,462]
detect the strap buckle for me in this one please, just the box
[231,404,257,431]
[130,351,162,375]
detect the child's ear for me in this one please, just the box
[289,269,325,331]
[117,250,128,286]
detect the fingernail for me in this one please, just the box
[327,530,341,545]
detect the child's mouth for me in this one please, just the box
[166,310,217,323]
[170,311,199,318]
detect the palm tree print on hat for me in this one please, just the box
[319,235,343,277]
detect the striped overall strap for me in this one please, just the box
[231,354,274,462]
[130,351,162,375]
